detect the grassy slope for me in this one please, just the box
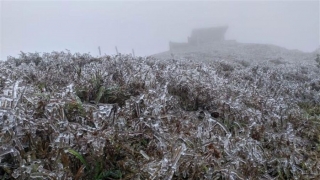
[0,46,319,179]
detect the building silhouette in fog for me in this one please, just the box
[169,26,228,51]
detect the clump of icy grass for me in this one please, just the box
[0,51,319,179]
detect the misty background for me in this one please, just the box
[1,0,319,61]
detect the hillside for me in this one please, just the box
[153,40,316,66]
[0,48,319,179]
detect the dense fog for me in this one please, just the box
[1,0,319,60]
[1,1,320,179]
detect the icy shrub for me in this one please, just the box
[0,51,319,179]
[315,54,320,68]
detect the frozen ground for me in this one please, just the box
[0,43,319,179]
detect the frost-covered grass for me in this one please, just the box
[0,51,319,179]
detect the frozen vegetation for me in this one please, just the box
[0,45,320,179]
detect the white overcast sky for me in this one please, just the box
[0,0,319,60]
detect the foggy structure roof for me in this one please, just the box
[189,26,228,45]
[170,26,228,51]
